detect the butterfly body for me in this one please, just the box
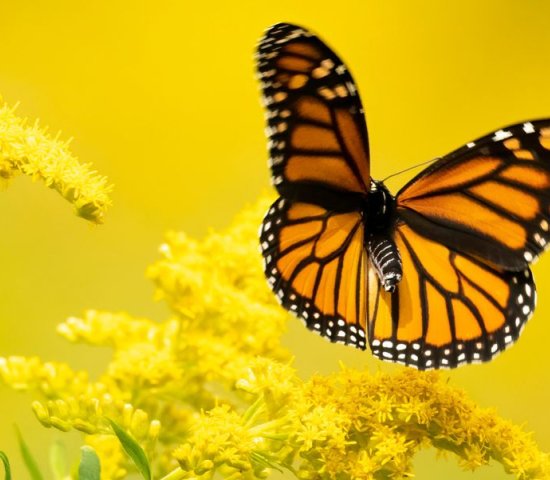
[257,22,550,369]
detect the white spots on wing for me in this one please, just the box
[335,64,346,75]
[274,28,306,44]
[492,129,513,141]
[517,294,524,305]
[346,82,357,97]
[270,155,284,166]
[524,251,534,262]
[467,142,476,149]
[534,232,547,247]
[523,122,536,134]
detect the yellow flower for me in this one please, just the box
[0,95,112,223]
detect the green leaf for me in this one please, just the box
[107,418,151,480]
[78,446,100,480]
[0,451,11,480]
[14,426,44,480]
[49,441,67,480]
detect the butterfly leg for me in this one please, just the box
[367,234,402,292]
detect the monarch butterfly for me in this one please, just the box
[256,22,550,370]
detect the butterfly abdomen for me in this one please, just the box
[368,235,402,292]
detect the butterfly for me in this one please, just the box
[256,22,550,369]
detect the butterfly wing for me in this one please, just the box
[397,119,550,270]
[260,198,368,348]
[257,24,372,347]
[367,222,535,369]
[256,23,371,199]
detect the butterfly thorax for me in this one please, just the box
[364,181,395,231]
[364,181,403,292]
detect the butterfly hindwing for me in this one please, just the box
[367,223,535,369]
[256,23,371,196]
[397,119,550,270]
[260,197,368,349]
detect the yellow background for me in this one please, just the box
[0,0,549,477]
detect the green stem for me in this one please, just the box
[248,417,290,436]
[158,467,191,480]
[243,395,265,427]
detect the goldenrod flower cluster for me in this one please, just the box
[0,95,111,223]
[0,197,548,479]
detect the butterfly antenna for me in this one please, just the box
[381,158,440,183]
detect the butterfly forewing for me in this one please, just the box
[397,119,550,270]
[256,23,371,196]
[367,223,535,369]
[260,198,368,349]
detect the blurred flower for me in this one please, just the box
[0,95,112,223]
[0,197,548,479]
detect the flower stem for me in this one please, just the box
[158,467,191,480]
